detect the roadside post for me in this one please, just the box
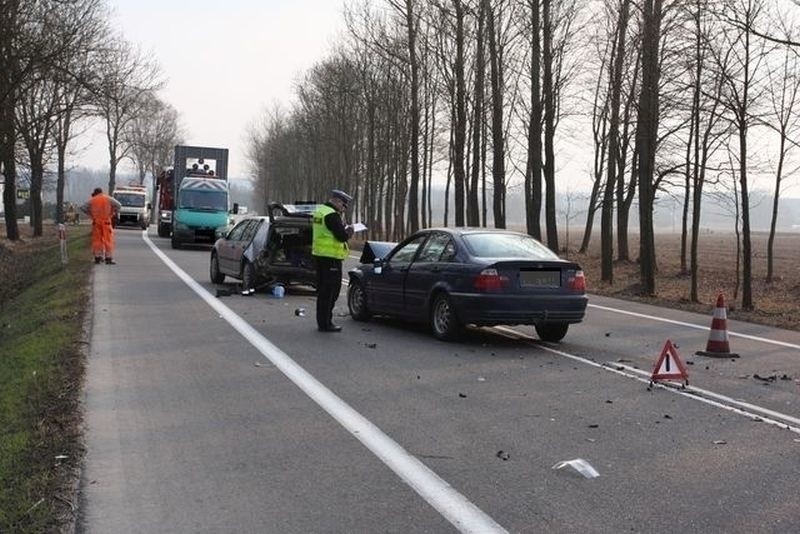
[58,223,68,265]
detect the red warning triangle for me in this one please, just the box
[651,340,689,384]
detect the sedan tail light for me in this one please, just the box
[473,268,509,291]
[567,270,586,292]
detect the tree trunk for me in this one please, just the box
[487,0,505,228]
[542,0,557,250]
[468,1,485,226]
[453,0,467,227]
[30,162,44,236]
[601,0,631,283]
[766,134,785,283]
[405,0,421,233]
[636,0,662,296]
[738,121,753,309]
[525,0,543,239]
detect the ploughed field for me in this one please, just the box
[568,230,800,331]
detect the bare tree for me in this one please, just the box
[708,0,771,310]
[90,38,163,194]
[1,0,107,239]
[762,19,800,283]
[124,93,183,188]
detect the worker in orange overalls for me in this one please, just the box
[83,187,121,264]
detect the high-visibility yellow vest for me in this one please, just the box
[312,204,349,259]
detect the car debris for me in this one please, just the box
[496,450,510,461]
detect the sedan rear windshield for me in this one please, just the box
[463,233,559,260]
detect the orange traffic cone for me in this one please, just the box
[696,294,739,358]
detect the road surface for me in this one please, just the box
[78,227,800,533]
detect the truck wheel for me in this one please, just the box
[140,220,149,230]
[171,234,181,249]
[158,223,169,238]
[210,253,225,284]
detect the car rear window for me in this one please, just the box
[463,233,559,259]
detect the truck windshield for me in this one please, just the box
[114,193,145,207]
[179,190,228,211]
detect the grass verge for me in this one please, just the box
[0,226,92,532]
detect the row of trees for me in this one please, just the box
[0,0,182,240]
[248,0,800,310]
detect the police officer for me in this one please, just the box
[312,189,354,332]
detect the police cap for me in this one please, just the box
[331,189,352,205]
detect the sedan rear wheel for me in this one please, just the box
[347,280,371,321]
[535,322,569,342]
[210,252,225,284]
[431,293,461,341]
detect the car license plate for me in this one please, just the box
[519,270,560,287]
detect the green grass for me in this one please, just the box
[0,228,92,532]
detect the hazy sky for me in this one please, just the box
[82,0,800,201]
[81,0,346,177]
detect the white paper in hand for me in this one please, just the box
[349,222,368,233]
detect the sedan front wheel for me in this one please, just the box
[210,253,225,284]
[347,280,371,321]
[430,293,462,341]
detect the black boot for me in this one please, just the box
[105,257,116,265]
[94,257,102,264]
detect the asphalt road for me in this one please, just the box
[77,227,800,533]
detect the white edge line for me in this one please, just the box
[588,303,800,351]
[142,231,507,534]
[493,326,800,436]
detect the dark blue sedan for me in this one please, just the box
[347,228,588,341]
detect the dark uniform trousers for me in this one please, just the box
[316,256,343,329]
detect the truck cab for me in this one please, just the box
[113,185,151,230]
[171,176,233,248]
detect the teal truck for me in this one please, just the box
[164,145,237,249]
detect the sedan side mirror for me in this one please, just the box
[373,258,384,275]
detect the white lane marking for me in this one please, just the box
[142,232,507,534]
[493,326,800,435]
[588,303,800,351]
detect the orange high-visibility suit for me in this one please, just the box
[86,193,121,261]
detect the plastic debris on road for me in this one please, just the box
[552,458,600,479]
[295,308,306,317]
[272,285,285,298]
